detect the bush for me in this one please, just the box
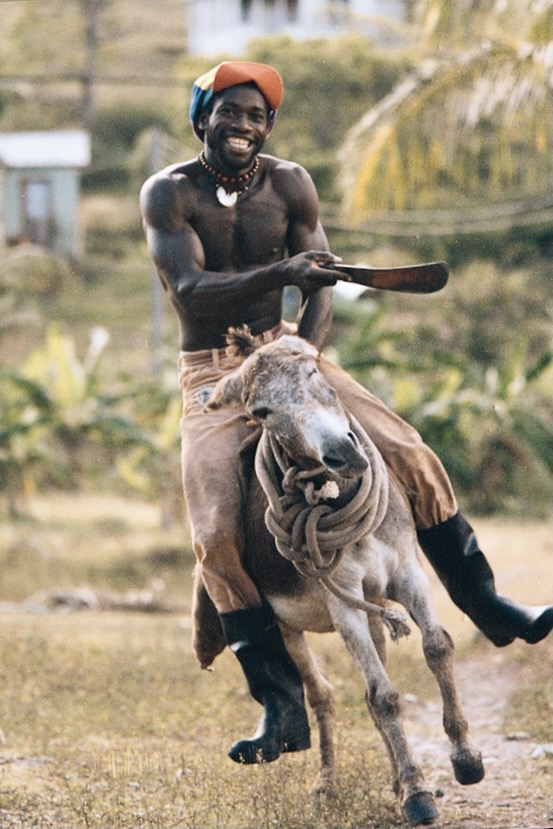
[84,102,174,190]
[331,259,552,516]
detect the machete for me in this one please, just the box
[322,261,449,294]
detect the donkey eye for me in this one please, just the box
[251,406,271,420]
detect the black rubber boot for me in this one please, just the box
[219,603,311,764]
[418,512,553,647]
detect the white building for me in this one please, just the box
[0,130,90,257]
[186,0,408,57]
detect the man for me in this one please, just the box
[140,61,552,766]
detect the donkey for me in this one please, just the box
[205,328,484,827]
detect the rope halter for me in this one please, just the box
[254,416,411,641]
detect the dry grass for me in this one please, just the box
[0,496,551,828]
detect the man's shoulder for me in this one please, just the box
[140,159,199,219]
[142,158,197,193]
[261,154,309,179]
[261,155,318,213]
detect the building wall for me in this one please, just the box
[0,166,5,249]
[2,167,82,257]
[187,0,407,57]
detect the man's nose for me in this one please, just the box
[231,112,249,129]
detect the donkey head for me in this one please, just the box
[206,328,368,478]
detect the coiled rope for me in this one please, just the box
[254,417,410,641]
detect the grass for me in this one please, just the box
[0,610,399,829]
[0,496,551,828]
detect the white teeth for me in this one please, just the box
[227,138,250,149]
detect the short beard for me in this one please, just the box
[204,131,263,174]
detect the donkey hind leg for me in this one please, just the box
[395,565,485,786]
[326,596,439,827]
[281,626,337,796]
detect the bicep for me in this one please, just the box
[284,166,329,256]
[145,221,205,282]
[140,174,205,285]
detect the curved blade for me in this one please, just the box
[323,261,449,294]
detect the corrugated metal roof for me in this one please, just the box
[0,130,91,168]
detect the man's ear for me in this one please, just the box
[198,110,210,132]
[204,371,244,411]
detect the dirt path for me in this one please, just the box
[403,644,552,829]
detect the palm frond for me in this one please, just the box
[339,17,552,217]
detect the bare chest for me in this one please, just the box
[191,188,288,270]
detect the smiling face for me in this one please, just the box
[199,84,271,175]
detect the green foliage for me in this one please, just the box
[85,103,174,190]
[331,261,552,516]
[340,0,552,215]
[0,326,149,513]
[81,192,144,258]
[245,36,410,199]
[413,0,551,50]
[248,35,408,152]
[1,244,72,301]
[0,277,42,352]
[115,380,183,527]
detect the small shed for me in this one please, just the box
[0,130,91,258]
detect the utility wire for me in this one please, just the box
[321,201,553,237]
[0,73,186,87]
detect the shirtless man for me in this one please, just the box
[140,61,552,765]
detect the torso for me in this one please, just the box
[157,154,296,350]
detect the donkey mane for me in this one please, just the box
[225,325,257,362]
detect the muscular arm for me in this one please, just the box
[283,165,335,350]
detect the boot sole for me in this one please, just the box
[228,732,311,764]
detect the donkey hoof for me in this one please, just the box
[403,790,439,826]
[452,749,485,785]
[312,771,337,799]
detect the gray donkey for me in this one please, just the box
[203,328,484,827]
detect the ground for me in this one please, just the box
[0,497,551,828]
[404,641,552,829]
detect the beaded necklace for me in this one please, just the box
[198,151,260,207]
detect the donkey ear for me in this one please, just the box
[204,371,244,411]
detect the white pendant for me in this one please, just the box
[216,186,238,207]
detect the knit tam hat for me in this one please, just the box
[189,61,284,141]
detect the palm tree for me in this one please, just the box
[339,0,552,219]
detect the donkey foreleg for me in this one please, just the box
[280,625,337,795]
[395,565,485,786]
[326,594,438,826]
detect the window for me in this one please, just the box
[21,178,53,246]
[241,0,299,22]
[241,0,253,20]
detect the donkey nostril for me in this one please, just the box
[323,454,345,470]
[251,406,271,420]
